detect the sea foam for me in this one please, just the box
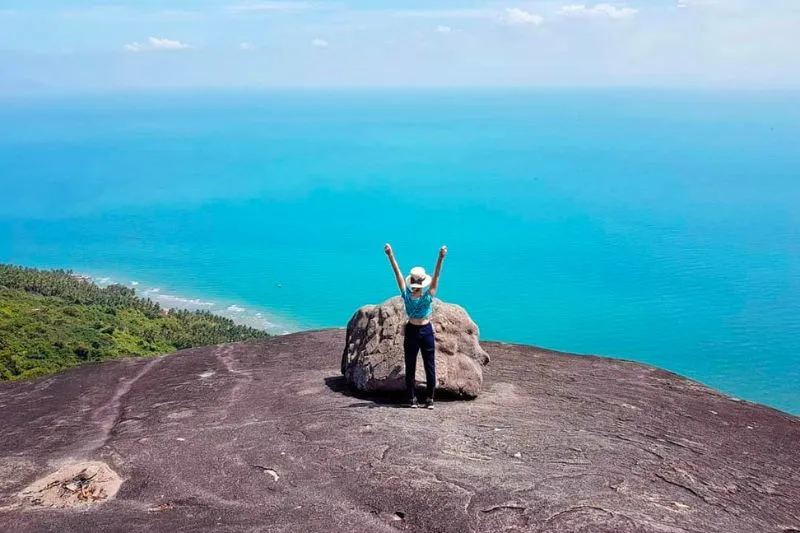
[86,274,295,335]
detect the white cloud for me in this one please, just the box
[227,305,245,313]
[312,38,329,48]
[240,42,256,50]
[149,36,190,49]
[559,4,638,19]
[436,25,453,34]
[505,7,544,25]
[124,36,191,52]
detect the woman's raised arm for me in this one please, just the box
[429,245,447,296]
[384,243,406,293]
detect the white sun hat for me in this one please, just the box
[406,266,432,290]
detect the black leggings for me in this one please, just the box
[404,322,436,401]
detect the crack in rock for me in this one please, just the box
[545,505,614,523]
[89,356,165,451]
[481,504,526,514]
[251,465,280,482]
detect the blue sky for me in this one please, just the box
[0,0,798,90]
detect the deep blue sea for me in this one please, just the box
[0,90,798,414]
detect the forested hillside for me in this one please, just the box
[0,265,269,380]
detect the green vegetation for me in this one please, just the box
[0,264,270,380]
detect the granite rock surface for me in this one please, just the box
[1,330,798,532]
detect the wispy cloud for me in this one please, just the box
[504,8,544,25]
[311,38,329,48]
[240,42,256,50]
[58,6,201,21]
[559,4,639,19]
[676,0,719,8]
[228,1,315,13]
[123,37,191,52]
[391,8,495,20]
[436,25,453,34]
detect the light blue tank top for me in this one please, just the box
[402,287,433,319]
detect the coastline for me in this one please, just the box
[2,264,797,415]
[81,271,302,336]
[81,270,798,417]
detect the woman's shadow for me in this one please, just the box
[323,375,465,409]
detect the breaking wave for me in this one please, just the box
[87,274,298,335]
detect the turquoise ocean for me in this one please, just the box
[0,90,798,414]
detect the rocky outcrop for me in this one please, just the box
[341,297,490,397]
[0,330,798,533]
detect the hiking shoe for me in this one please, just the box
[424,399,435,410]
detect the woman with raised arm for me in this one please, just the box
[384,243,448,409]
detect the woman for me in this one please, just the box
[384,243,447,409]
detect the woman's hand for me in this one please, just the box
[439,245,448,259]
[384,243,394,257]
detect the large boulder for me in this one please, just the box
[340,297,490,398]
